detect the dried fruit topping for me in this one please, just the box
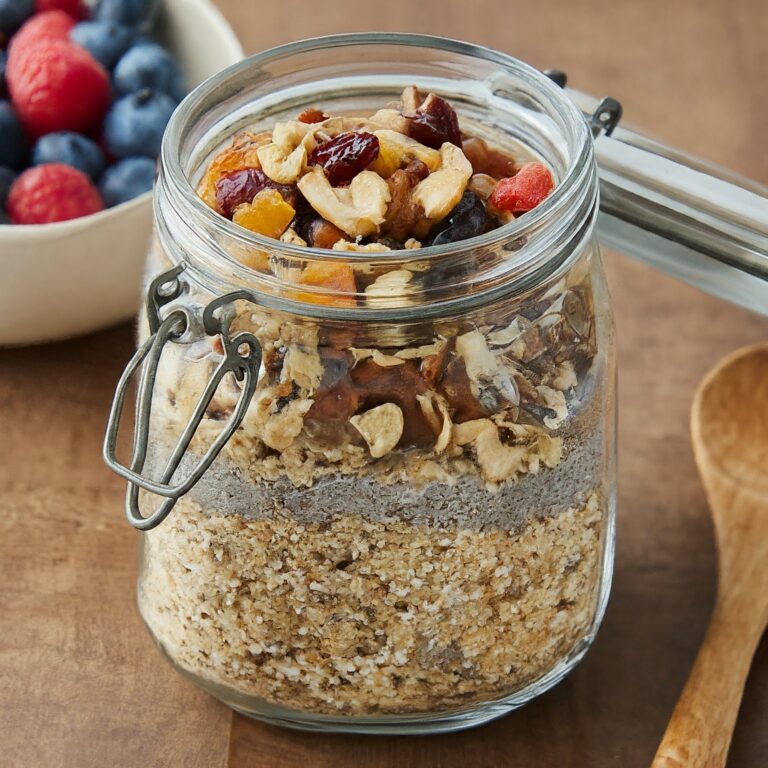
[231,188,295,239]
[461,137,517,179]
[430,190,487,246]
[381,159,430,241]
[307,130,380,186]
[290,261,358,308]
[405,93,461,150]
[297,107,328,124]
[305,218,349,249]
[215,167,297,219]
[489,162,555,214]
[369,129,441,178]
[300,261,357,293]
[197,131,271,209]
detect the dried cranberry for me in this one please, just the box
[405,93,461,149]
[215,168,298,218]
[308,131,380,186]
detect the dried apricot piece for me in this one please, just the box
[300,262,357,293]
[289,261,358,307]
[197,131,271,211]
[297,107,329,124]
[232,189,295,238]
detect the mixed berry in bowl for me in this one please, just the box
[198,87,556,253]
[0,0,185,225]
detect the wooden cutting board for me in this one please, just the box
[1,1,767,765]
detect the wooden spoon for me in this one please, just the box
[651,343,768,768]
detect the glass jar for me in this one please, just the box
[105,34,616,734]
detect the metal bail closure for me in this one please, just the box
[589,96,623,138]
[103,266,262,531]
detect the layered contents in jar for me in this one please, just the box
[139,88,608,716]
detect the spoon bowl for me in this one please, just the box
[652,342,768,768]
[693,343,768,496]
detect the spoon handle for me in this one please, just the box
[651,593,764,768]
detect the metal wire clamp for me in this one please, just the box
[103,266,262,531]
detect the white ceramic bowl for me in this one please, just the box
[0,0,244,346]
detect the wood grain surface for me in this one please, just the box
[1,1,767,766]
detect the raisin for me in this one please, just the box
[429,191,488,246]
[297,107,329,124]
[405,93,461,149]
[307,131,380,186]
[215,168,298,218]
[381,161,430,241]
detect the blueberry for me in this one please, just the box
[70,20,135,70]
[113,42,185,99]
[0,101,27,170]
[95,0,159,30]
[0,165,17,209]
[0,50,8,99]
[103,89,177,159]
[32,132,106,180]
[0,0,34,37]
[99,156,155,206]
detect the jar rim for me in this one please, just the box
[158,33,597,317]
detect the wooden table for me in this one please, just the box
[1,1,766,765]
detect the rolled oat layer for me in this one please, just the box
[140,492,602,715]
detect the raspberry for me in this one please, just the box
[489,162,555,214]
[35,0,88,19]
[9,9,74,51]
[7,163,103,223]
[7,38,109,137]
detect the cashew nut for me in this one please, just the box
[411,142,473,220]
[298,167,390,238]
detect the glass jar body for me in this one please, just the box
[136,235,615,734]
[126,34,616,734]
